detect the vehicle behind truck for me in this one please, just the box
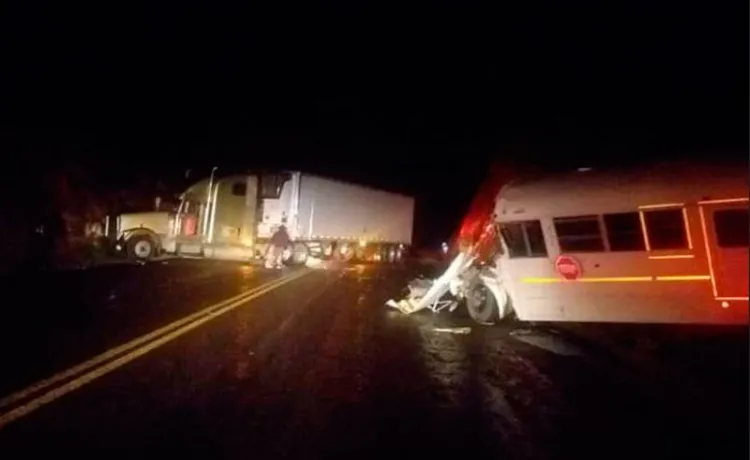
[100,170,414,264]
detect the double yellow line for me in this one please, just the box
[0,269,311,429]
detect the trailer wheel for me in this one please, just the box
[127,234,157,261]
[286,242,309,265]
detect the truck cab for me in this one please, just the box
[167,171,300,260]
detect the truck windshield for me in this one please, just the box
[260,173,291,199]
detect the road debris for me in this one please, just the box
[385,219,505,322]
[385,298,422,314]
[385,251,476,315]
[431,327,472,335]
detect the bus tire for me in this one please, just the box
[127,234,157,261]
[466,281,515,325]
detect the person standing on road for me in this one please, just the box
[265,224,291,269]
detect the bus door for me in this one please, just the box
[700,199,749,299]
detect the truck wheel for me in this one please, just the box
[340,245,355,262]
[288,242,309,265]
[387,245,396,263]
[322,242,335,259]
[127,234,157,261]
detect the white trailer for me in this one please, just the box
[258,173,414,261]
[104,170,414,264]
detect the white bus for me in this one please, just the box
[472,161,748,325]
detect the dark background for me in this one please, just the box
[1,2,747,248]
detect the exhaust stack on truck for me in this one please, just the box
[102,170,414,264]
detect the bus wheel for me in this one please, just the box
[466,282,514,325]
[127,234,156,261]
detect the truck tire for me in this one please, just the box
[340,245,355,262]
[287,242,309,265]
[127,234,157,261]
[387,245,396,263]
[322,242,335,260]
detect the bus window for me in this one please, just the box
[643,209,687,250]
[500,223,527,257]
[526,221,547,256]
[713,209,749,248]
[603,212,646,251]
[553,215,604,252]
[499,220,547,258]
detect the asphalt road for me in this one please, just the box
[0,261,746,460]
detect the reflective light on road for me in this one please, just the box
[417,325,468,408]
[239,264,253,277]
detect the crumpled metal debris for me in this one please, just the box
[385,277,438,314]
[386,221,508,323]
[385,251,475,315]
[385,298,423,315]
[407,277,434,298]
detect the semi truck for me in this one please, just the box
[101,170,414,264]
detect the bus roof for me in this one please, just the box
[495,160,748,220]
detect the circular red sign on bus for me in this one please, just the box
[555,255,582,281]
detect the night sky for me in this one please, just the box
[1,2,746,248]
